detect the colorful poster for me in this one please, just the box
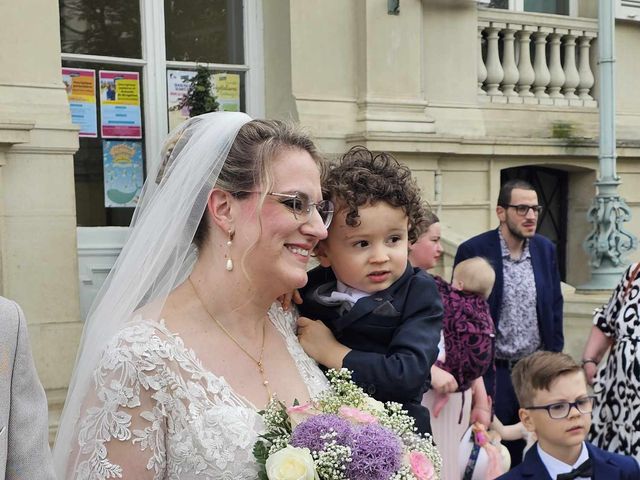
[103,140,144,208]
[167,69,197,131]
[62,68,98,137]
[99,70,142,139]
[213,73,241,112]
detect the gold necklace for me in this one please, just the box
[188,277,272,399]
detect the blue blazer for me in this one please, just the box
[454,228,564,353]
[298,263,443,433]
[497,442,640,480]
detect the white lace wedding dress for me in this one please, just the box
[71,304,328,480]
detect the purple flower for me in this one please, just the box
[290,414,352,453]
[346,423,403,480]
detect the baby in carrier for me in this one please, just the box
[423,257,496,479]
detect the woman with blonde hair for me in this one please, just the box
[53,112,334,478]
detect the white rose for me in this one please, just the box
[266,446,318,480]
[364,396,386,414]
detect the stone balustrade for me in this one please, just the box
[478,9,598,107]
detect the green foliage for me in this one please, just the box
[179,65,219,117]
[551,121,575,139]
[253,440,269,479]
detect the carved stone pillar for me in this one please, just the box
[562,32,580,99]
[484,24,504,96]
[532,29,550,98]
[478,25,487,96]
[547,31,566,98]
[516,29,535,97]
[577,34,595,101]
[501,27,519,96]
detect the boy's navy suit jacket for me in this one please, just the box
[298,263,443,433]
[496,442,640,480]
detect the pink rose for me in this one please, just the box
[408,451,434,480]
[287,403,313,414]
[338,405,378,424]
[287,403,318,428]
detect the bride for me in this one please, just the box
[53,112,334,478]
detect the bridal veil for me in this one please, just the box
[53,112,252,476]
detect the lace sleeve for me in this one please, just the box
[72,321,170,480]
[269,303,329,399]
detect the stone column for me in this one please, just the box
[547,31,566,98]
[484,23,504,96]
[0,0,81,441]
[562,32,580,100]
[577,34,596,101]
[501,26,519,97]
[478,24,488,96]
[516,28,536,98]
[532,29,551,98]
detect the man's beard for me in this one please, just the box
[506,218,535,240]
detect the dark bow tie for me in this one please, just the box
[556,458,592,480]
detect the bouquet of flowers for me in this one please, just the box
[253,369,442,480]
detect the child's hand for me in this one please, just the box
[432,392,450,418]
[430,365,458,394]
[470,405,491,428]
[278,290,302,311]
[296,316,350,369]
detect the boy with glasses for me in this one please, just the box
[497,351,638,479]
[454,179,564,465]
[296,146,443,434]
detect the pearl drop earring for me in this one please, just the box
[225,229,234,271]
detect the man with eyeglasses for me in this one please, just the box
[496,351,638,479]
[454,179,563,466]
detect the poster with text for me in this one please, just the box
[99,70,142,138]
[103,140,144,208]
[213,73,240,112]
[167,69,196,131]
[62,68,97,137]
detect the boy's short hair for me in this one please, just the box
[324,146,428,243]
[413,210,440,240]
[512,351,583,407]
[452,257,495,299]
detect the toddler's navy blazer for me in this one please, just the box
[299,263,443,434]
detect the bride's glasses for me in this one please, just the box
[268,192,334,228]
[236,191,334,228]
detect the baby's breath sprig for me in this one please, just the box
[313,431,352,480]
[389,466,418,480]
[316,368,367,413]
[261,397,290,431]
[254,398,292,474]
[377,401,417,437]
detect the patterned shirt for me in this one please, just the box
[495,229,540,359]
